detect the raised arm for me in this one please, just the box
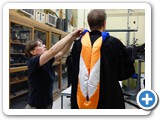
[39,28,83,66]
[54,39,73,61]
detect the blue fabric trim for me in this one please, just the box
[101,32,110,42]
[132,73,138,79]
[80,29,89,40]
[131,73,144,79]
[80,29,110,42]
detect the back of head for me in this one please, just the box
[87,9,107,31]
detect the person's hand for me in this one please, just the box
[70,28,84,40]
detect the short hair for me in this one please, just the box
[87,9,107,30]
[25,39,42,58]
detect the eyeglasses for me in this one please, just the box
[32,42,44,50]
[37,43,43,47]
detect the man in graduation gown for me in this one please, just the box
[71,9,135,109]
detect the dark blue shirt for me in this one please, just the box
[27,55,55,108]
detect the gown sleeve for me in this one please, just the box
[115,38,135,80]
[70,40,81,109]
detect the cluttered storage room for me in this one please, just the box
[9,9,145,109]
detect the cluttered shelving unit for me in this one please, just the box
[9,9,69,108]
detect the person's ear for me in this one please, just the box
[30,50,35,56]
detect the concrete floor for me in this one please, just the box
[52,95,138,109]
[53,86,139,109]
[10,93,138,109]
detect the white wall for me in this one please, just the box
[107,15,128,44]
[106,9,145,45]
[77,9,85,28]
[75,9,145,45]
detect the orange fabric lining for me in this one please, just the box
[77,32,102,109]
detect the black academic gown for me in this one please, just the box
[66,54,73,87]
[71,30,135,109]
